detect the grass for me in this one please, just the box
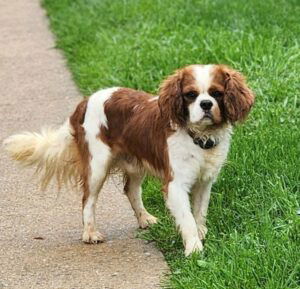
[42,0,300,288]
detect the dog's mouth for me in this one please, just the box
[203,112,213,119]
[201,112,214,123]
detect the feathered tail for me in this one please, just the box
[3,120,82,190]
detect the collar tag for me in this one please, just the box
[193,137,216,149]
[188,130,219,150]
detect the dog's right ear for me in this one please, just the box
[158,69,186,126]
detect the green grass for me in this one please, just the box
[43,0,300,288]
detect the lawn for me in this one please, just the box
[43,0,300,288]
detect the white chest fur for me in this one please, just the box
[167,126,232,187]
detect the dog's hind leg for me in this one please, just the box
[124,173,157,229]
[79,88,120,243]
[81,141,111,244]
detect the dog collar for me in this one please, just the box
[187,130,219,149]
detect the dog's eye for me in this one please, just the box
[184,91,198,99]
[210,91,224,98]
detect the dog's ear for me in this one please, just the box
[223,67,255,122]
[158,69,186,126]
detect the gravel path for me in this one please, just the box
[0,1,168,288]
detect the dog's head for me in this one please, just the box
[158,64,254,128]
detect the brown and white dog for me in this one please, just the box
[4,64,254,256]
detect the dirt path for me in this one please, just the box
[0,1,168,288]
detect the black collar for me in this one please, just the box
[188,130,219,149]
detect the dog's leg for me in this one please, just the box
[82,142,111,244]
[166,181,203,256]
[124,173,157,229]
[191,180,213,240]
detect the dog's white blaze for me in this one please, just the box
[188,65,217,124]
[193,65,214,92]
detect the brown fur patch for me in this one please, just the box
[212,65,255,122]
[69,100,90,206]
[158,66,196,126]
[100,88,173,183]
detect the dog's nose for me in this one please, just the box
[200,100,213,110]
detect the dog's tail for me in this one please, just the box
[3,118,83,190]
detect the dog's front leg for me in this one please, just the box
[166,181,203,256]
[191,180,213,240]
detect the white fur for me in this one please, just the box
[83,87,120,132]
[189,94,219,124]
[3,119,81,189]
[191,180,212,240]
[82,87,119,243]
[188,65,218,124]
[167,180,203,256]
[194,65,213,92]
[167,126,231,255]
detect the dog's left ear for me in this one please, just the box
[158,69,186,126]
[223,68,255,122]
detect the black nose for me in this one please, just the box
[200,100,213,110]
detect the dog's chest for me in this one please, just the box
[167,129,230,182]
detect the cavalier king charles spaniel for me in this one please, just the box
[4,64,254,256]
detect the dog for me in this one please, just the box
[4,64,254,256]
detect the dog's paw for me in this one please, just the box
[138,212,158,229]
[184,237,203,256]
[197,224,208,240]
[82,230,105,244]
